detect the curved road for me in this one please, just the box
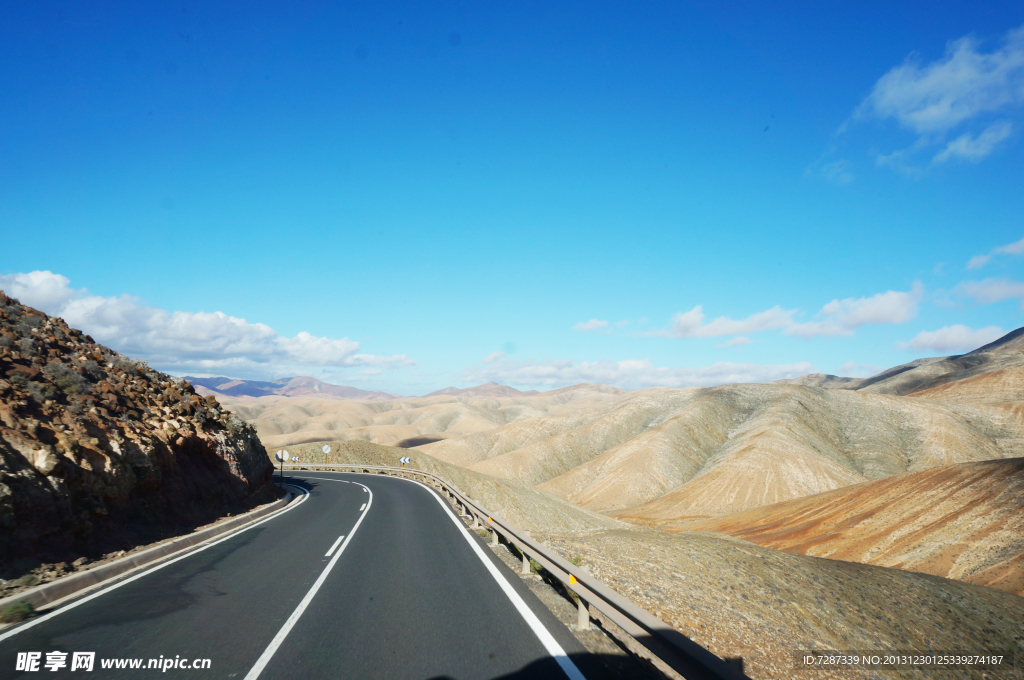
[0,472,596,679]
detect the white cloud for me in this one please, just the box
[955,277,1024,305]
[850,24,1024,169]
[573,318,609,332]
[839,361,885,378]
[641,285,923,342]
[460,355,817,391]
[481,351,506,364]
[934,120,1013,163]
[898,324,1005,353]
[966,254,991,269]
[965,236,1024,270]
[0,270,413,377]
[786,283,924,337]
[805,159,855,184]
[996,236,1024,255]
[856,25,1024,134]
[669,305,795,338]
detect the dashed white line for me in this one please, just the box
[359,503,366,511]
[325,535,346,557]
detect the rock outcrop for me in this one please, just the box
[0,291,274,575]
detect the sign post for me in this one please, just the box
[275,450,289,487]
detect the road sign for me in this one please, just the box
[322,444,331,454]
[291,456,299,462]
[275,450,287,462]
[399,456,411,464]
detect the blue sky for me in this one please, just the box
[2,1,1024,394]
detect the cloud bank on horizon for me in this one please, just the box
[2,268,1013,392]
[460,355,816,391]
[0,271,413,378]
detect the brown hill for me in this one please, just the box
[420,382,1021,517]
[221,383,631,450]
[620,458,1024,596]
[424,382,540,398]
[911,366,1024,403]
[0,291,273,580]
[772,373,864,389]
[854,326,1024,396]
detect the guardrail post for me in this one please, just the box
[521,550,531,575]
[472,514,480,529]
[577,597,590,631]
[490,527,499,546]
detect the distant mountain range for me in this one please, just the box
[184,376,402,401]
[190,323,1024,404]
[184,377,547,400]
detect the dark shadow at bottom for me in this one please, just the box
[422,649,716,680]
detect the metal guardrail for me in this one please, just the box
[281,463,750,680]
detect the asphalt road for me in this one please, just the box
[0,472,593,680]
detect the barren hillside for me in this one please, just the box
[619,458,1024,596]
[223,383,631,450]
[422,383,1020,516]
[854,326,1024,396]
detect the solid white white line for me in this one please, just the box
[297,473,586,680]
[404,477,586,680]
[324,535,346,557]
[243,481,373,680]
[359,503,366,511]
[0,485,311,644]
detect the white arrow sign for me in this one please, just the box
[291,456,299,462]
[400,456,411,464]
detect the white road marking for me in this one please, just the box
[0,486,311,643]
[280,472,585,680]
[430,487,585,679]
[359,503,366,511]
[325,535,346,557]
[243,481,373,680]
[401,476,586,680]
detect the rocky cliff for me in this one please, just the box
[0,291,274,577]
